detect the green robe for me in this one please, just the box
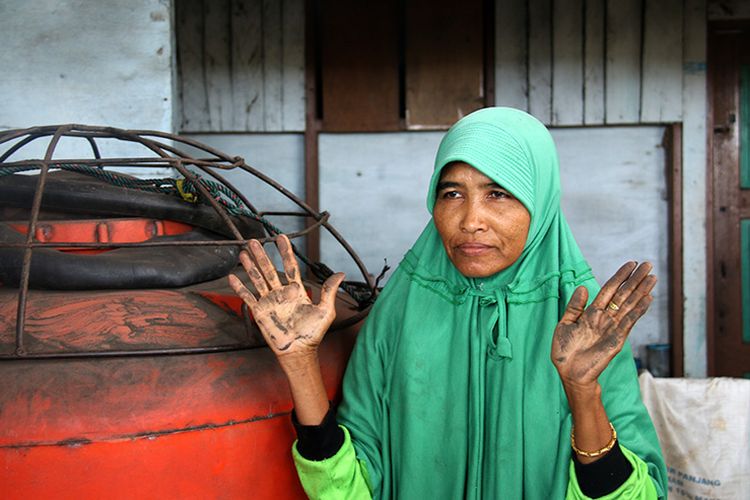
[297,107,667,499]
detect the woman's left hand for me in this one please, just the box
[551,261,656,390]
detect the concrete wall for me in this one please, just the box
[319,127,669,359]
[0,0,174,132]
[181,133,306,235]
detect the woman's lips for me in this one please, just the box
[456,243,494,256]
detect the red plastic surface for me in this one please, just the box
[0,285,362,499]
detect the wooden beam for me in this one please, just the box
[666,124,684,377]
[304,0,320,264]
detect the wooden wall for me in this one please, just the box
[495,0,684,125]
[176,0,304,132]
[177,0,687,132]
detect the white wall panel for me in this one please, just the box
[319,132,443,283]
[555,126,669,357]
[182,133,306,239]
[0,0,173,132]
[319,127,669,358]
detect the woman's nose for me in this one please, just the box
[459,202,488,233]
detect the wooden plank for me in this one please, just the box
[641,0,683,123]
[262,0,283,130]
[605,0,642,124]
[494,0,528,111]
[319,0,400,131]
[304,0,320,264]
[405,0,484,128]
[281,0,305,131]
[230,0,264,131]
[528,0,552,124]
[176,0,210,132]
[708,0,750,20]
[203,0,233,131]
[666,124,684,377]
[552,0,583,125]
[584,0,605,124]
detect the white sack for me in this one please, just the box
[639,371,750,499]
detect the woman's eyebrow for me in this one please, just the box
[437,181,461,190]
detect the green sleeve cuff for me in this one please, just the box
[292,425,373,500]
[566,445,659,500]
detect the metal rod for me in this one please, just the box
[0,134,46,163]
[85,136,102,160]
[0,343,259,360]
[2,158,178,167]
[15,125,70,355]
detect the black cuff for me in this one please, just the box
[291,404,345,461]
[573,441,633,498]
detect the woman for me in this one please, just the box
[229,107,667,499]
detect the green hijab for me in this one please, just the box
[338,107,666,499]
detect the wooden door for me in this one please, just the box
[709,22,750,377]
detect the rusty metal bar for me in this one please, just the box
[15,125,70,356]
[85,136,102,160]
[2,158,177,167]
[0,134,48,163]
[0,343,258,360]
[129,129,240,163]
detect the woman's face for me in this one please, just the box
[433,162,531,278]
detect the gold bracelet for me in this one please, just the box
[570,422,617,458]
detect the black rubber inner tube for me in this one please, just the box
[0,172,263,290]
[0,223,241,290]
[0,171,265,239]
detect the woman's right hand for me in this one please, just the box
[228,234,345,369]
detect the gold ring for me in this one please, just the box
[607,301,620,311]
